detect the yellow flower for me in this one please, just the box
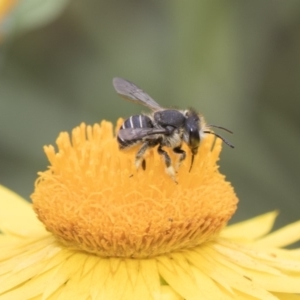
[0,0,17,40]
[1,120,300,300]
[0,0,17,19]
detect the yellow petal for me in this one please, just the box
[140,258,161,300]
[0,185,46,237]
[212,241,281,275]
[41,252,87,299]
[157,253,220,300]
[185,249,234,294]
[190,264,233,300]
[203,244,300,294]
[219,239,300,272]
[160,286,183,300]
[192,247,278,300]
[273,292,300,300]
[126,263,153,300]
[102,259,129,300]
[0,236,55,267]
[263,248,300,260]
[0,239,72,297]
[220,211,278,242]
[52,255,97,300]
[242,269,300,294]
[0,248,74,299]
[254,220,300,248]
[0,268,54,300]
[0,253,50,295]
[89,258,111,299]
[46,285,65,300]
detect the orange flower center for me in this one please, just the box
[31,121,238,258]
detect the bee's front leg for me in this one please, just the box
[173,146,186,172]
[157,145,177,183]
[135,142,150,170]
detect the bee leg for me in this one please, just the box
[135,142,149,170]
[157,145,177,183]
[173,146,186,172]
[141,159,146,170]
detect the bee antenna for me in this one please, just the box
[208,124,233,134]
[204,131,235,148]
[189,154,195,172]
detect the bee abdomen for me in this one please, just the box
[117,115,153,149]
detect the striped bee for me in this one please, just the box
[113,77,234,181]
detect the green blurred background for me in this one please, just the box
[1,0,300,227]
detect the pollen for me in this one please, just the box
[31,120,238,258]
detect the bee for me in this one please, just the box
[113,77,234,181]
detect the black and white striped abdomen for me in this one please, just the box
[117,114,154,149]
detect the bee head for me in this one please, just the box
[184,109,235,172]
[183,109,202,171]
[184,109,201,151]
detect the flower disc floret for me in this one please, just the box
[32,121,238,258]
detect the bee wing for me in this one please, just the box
[113,77,162,112]
[118,128,167,141]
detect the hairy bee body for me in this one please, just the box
[113,77,234,181]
